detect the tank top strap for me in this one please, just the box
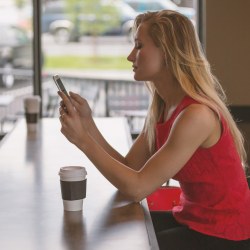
[170,96,200,120]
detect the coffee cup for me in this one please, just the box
[24,95,41,133]
[59,166,87,211]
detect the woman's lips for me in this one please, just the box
[132,65,137,71]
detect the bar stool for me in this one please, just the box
[147,185,182,211]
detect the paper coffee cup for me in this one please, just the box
[24,96,41,133]
[59,166,87,211]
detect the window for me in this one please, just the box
[0,0,33,137]
[0,0,199,138]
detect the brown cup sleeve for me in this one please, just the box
[60,179,87,201]
[25,113,39,123]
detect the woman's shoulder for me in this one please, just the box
[179,96,218,122]
[174,103,219,137]
[181,102,216,120]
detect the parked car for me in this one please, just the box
[0,24,33,88]
[124,0,178,11]
[42,0,138,43]
[123,0,196,25]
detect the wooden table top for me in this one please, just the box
[0,118,159,250]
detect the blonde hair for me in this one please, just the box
[133,10,247,168]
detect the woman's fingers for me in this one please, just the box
[60,100,67,111]
[58,91,75,114]
[69,91,89,107]
[59,109,67,122]
[69,91,83,102]
[59,106,63,115]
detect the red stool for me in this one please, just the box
[147,186,181,211]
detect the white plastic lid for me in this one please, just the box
[24,95,41,113]
[59,166,87,181]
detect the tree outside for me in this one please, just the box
[66,0,120,37]
[50,0,122,58]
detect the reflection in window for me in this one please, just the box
[0,0,198,138]
[0,1,33,137]
[42,0,198,133]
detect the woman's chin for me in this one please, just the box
[133,73,144,81]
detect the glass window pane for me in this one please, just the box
[41,0,137,119]
[0,0,33,137]
[124,0,197,27]
[41,0,198,136]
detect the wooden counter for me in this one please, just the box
[0,118,159,250]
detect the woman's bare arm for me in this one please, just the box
[59,91,219,202]
[63,91,152,170]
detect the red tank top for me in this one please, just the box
[155,96,250,240]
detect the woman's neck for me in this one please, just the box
[161,85,186,122]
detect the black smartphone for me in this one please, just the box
[53,74,70,99]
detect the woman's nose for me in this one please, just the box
[127,49,135,62]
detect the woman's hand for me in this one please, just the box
[58,91,90,147]
[59,91,93,130]
[68,91,92,120]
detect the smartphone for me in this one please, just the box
[53,74,70,99]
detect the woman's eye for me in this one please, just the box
[135,43,142,49]
[135,41,142,49]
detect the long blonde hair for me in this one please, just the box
[133,10,247,168]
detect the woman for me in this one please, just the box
[58,10,250,250]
